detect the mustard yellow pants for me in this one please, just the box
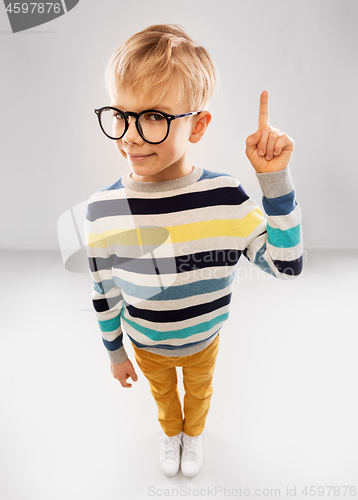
[131,332,220,437]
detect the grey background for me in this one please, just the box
[0,0,357,249]
[1,2,358,500]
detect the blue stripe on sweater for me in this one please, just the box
[112,250,241,275]
[267,223,301,248]
[123,311,229,341]
[113,273,235,301]
[253,243,276,276]
[87,186,249,220]
[92,278,117,295]
[125,293,232,323]
[273,255,304,276]
[127,329,220,350]
[93,294,122,313]
[99,314,121,333]
[198,169,232,181]
[102,334,123,351]
[262,191,297,216]
[98,178,125,192]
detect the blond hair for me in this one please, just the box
[104,24,219,110]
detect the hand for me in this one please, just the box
[110,358,138,388]
[245,90,295,173]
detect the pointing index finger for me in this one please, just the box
[258,90,269,128]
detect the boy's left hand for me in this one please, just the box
[245,90,294,173]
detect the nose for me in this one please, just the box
[122,116,144,145]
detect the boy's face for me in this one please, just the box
[110,78,211,182]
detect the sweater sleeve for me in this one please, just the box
[84,199,129,364]
[242,165,303,279]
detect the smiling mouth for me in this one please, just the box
[127,153,154,161]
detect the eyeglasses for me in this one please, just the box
[94,107,203,145]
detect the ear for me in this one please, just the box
[189,111,212,144]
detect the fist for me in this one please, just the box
[111,358,138,388]
[245,90,295,173]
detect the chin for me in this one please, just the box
[131,165,162,175]
[130,166,153,176]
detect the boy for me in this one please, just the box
[85,24,303,478]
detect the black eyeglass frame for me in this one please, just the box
[94,107,203,145]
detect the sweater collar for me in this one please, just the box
[122,165,202,192]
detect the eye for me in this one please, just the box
[146,113,164,122]
[109,109,124,120]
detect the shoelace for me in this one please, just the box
[160,434,182,459]
[182,435,198,460]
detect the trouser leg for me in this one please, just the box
[182,333,220,437]
[132,346,183,437]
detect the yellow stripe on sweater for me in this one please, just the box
[87,208,264,248]
[87,228,140,248]
[168,209,264,243]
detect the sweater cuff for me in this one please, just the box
[255,166,295,198]
[107,345,129,365]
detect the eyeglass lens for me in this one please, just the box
[100,109,168,143]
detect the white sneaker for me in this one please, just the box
[181,432,204,477]
[159,431,183,476]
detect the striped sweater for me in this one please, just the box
[84,165,303,364]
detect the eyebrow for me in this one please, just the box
[110,104,174,114]
[153,105,174,113]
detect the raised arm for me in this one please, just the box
[242,91,303,278]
